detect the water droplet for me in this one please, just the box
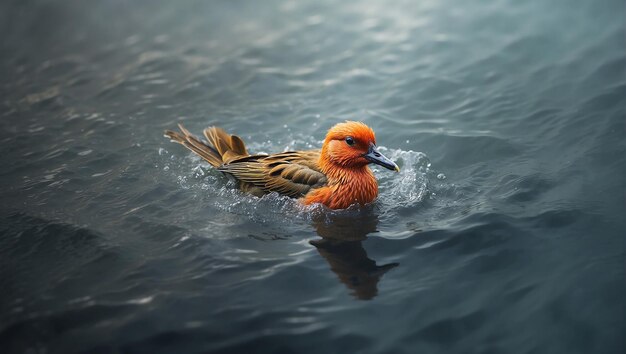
[437,173,446,180]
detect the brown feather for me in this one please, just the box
[218,150,327,198]
[164,128,223,167]
[165,124,252,168]
[221,151,242,164]
[204,127,232,157]
[229,135,248,156]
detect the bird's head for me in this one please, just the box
[321,121,400,172]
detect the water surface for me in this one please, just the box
[0,0,624,353]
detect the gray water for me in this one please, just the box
[1,0,624,353]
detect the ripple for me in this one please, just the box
[1,0,624,352]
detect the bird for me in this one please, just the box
[164,121,399,209]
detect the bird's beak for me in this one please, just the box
[364,144,400,172]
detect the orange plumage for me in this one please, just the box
[164,121,399,210]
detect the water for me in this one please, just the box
[1,0,624,353]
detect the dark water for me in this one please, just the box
[1,0,624,353]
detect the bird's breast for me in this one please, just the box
[304,168,378,209]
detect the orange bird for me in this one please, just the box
[164,121,399,209]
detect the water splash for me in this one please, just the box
[375,147,434,209]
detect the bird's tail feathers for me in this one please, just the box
[164,124,249,167]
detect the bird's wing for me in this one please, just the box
[218,150,327,198]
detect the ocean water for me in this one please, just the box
[0,0,624,353]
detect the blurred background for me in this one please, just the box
[0,0,624,353]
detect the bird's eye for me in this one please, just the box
[345,136,355,146]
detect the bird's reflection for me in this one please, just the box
[310,209,399,300]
